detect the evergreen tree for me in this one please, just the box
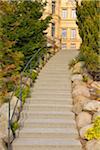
[0,0,51,102]
[76,0,99,79]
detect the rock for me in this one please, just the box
[0,139,6,150]
[73,95,90,105]
[71,74,83,82]
[72,80,87,89]
[76,111,92,128]
[86,140,100,150]
[0,97,20,121]
[83,100,100,112]
[72,85,90,98]
[72,61,85,74]
[91,81,100,90]
[72,102,82,115]
[0,115,13,143]
[80,124,93,139]
[93,111,100,121]
[11,96,20,109]
[0,96,20,143]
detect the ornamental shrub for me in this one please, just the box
[85,116,100,140]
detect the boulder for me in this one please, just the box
[93,111,100,121]
[86,140,100,150]
[72,85,90,98]
[11,96,20,110]
[76,111,92,128]
[0,97,20,121]
[0,96,20,143]
[73,95,90,105]
[0,139,6,150]
[72,80,87,89]
[79,124,93,139]
[0,115,13,143]
[72,102,82,115]
[71,74,83,82]
[91,81,100,90]
[83,100,100,112]
[72,62,85,74]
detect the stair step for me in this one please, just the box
[31,91,71,95]
[24,104,72,111]
[33,85,71,89]
[33,86,70,90]
[22,119,76,128]
[26,96,72,101]
[26,99,72,105]
[12,139,82,150]
[19,128,78,139]
[31,93,72,98]
[21,111,75,120]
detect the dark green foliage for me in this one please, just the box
[11,121,19,133]
[0,0,51,101]
[0,0,51,62]
[31,71,38,82]
[15,85,30,104]
[76,0,100,79]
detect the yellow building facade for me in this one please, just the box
[44,0,81,50]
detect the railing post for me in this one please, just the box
[8,98,11,150]
[30,64,32,87]
[20,73,23,111]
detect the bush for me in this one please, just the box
[82,75,88,82]
[6,80,15,92]
[85,116,100,140]
[15,85,30,104]
[31,71,38,82]
[76,0,99,80]
[11,121,19,133]
[69,58,78,69]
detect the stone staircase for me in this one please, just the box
[12,50,82,150]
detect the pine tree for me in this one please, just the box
[76,0,99,80]
[0,0,51,102]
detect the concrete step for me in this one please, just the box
[21,119,76,128]
[26,99,72,105]
[24,104,72,111]
[26,96,72,101]
[12,139,82,150]
[33,84,70,89]
[34,80,70,84]
[18,128,78,139]
[39,72,69,76]
[31,93,72,98]
[38,74,68,77]
[31,89,71,95]
[21,111,75,120]
[33,83,71,91]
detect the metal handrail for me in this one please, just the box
[8,48,46,150]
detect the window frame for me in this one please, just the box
[71,28,76,39]
[62,28,67,38]
[62,9,67,19]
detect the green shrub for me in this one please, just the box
[6,80,15,92]
[31,71,38,82]
[11,121,19,133]
[83,75,88,82]
[85,51,99,73]
[15,85,30,104]
[69,58,78,69]
[85,116,100,140]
